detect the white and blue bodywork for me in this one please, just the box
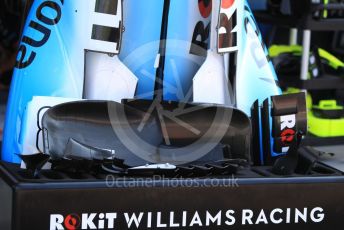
[3,0,282,165]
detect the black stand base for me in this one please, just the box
[1,161,344,230]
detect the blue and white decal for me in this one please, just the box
[3,0,127,163]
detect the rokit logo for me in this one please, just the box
[276,114,297,153]
[15,0,63,69]
[243,4,271,69]
[218,0,237,53]
[271,94,306,155]
[50,213,117,230]
[218,0,271,69]
[189,0,211,57]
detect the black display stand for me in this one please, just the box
[1,161,344,230]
